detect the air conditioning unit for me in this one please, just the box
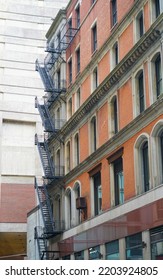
[76,197,86,209]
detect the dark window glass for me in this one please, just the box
[57,69,60,89]
[155,0,160,18]
[139,13,144,37]
[114,158,124,206]
[111,0,117,26]
[155,54,162,98]
[89,246,101,259]
[75,134,79,165]
[68,59,72,83]
[62,255,71,260]
[150,226,163,260]
[142,141,150,192]
[68,18,72,43]
[74,250,84,260]
[105,240,119,260]
[93,172,102,216]
[126,233,143,260]
[113,97,118,133]
[138,72,144,113]
[91,117,97,152]
[114,42,118,65]
[76,48,80,74]
[92,24,97,52]
[76,6,80,28]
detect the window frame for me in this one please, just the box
[111,0,117,27]
[92,23,97,53]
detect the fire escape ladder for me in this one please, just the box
[35,178,55,235]
[35,134,54,179]
[60,23,79,50]
[35,59,54,92]
[35,96,54,132]
[34,227,48,260]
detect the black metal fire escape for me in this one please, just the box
[34,178,64,259]
[34,19,79,260]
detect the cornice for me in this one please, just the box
[46,9,66,40]
[57,15,162,140]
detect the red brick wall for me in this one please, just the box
[0,184,35,223]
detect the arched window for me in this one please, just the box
[151,122,163,186]
[134,135,150,194]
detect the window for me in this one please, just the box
[68,58,72,84]
[110,95,118,136]
[62,255,71,260]
[90,116,97,153]
[126,233,143,260]
[105,240,119,260]
[74,250,84,260]
[57,31,61,50]
[136,11,144,40]
[93,172,102,216]
[91,0,96,5]
[57,69,61,90]
[92,67,98,91]
[155,0,160,18]
[111,42,118,70]
[113,97,118,134]
[56,149,61,176]
[74,182,81,225]
[66,141,71,173]
[92,24,97,53]
[76,88,81,110]
[76,5,80,28]
[76,47,80,74]
[155,54,162,98]
[114,158,124,206]
[111,0,117,27]
[150,226,163,260]
[68,18,72,44]
[67,97,72,119]
[56,107,60,129]
[54,194,61,224]
[142,141,150,192]
[114,42,118,66]
[74,133,79,166]
[136,70,145,114]
[65,188,72,229]
[135,135,150,194]
[151,53,162,101]
[89,246,102,259]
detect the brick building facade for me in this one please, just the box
[29,0,163,260]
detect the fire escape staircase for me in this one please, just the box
[35,134,55,179]
[34,178,64,260]
[35,97,64,143]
